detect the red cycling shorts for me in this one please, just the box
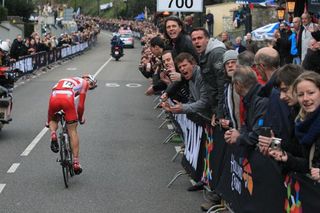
[48,90,78,123]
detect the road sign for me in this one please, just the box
[157,0,203,12]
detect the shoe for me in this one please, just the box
[50,132,59,153]
[73,161,83,175]
[200,199,221,212]
[187,181,204,191]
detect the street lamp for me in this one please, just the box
[276,6,285,22]
[286,0,295,14]
[286,0,295,23]
[123,0,128,18]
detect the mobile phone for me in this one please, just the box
[260,127,271,137]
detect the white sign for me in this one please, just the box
[157,0,203,12]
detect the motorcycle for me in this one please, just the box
[111,45,123,61]
[0,66,20,131]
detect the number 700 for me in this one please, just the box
[169,0,193,8]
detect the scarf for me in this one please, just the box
[295,107,320,145]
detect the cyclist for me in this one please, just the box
[47,74,97,175]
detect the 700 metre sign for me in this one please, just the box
[157,0,203,12]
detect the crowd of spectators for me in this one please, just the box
[0,15,100,67]
[136,12,320,211]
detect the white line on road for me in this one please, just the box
[20,57,113,157]
[0,184,5,194]
[7,163,20,173]
[93,57,112,78]
[21,128,48,156]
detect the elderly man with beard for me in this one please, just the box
[190,27,226,126]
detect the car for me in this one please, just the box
[118,30,134,48]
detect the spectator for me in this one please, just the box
[302,31,320,74]
[163,16,198,62]
[301,12,319,63]
[145,36,167,96]
[162,52,210,115]
[190,27,226,125]
[224,65,268,147]
[270,71,320,182]
[10,35,27,60]
[220,31,233,50]
[254,47,292,154]
[245,33,258,54]
[261,65,304,174]
[221,50,241,130]
[160,50,189,104]
[290,17,302,64]
[274,22,292,66]
[205,10,214,37]
[234,36,246,54]
[238,50,266,85]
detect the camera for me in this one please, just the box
[269,137,282,150]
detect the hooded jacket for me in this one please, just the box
[198,38,226,118]
[181,65,210,115]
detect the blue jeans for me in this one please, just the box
[292,57,301,65]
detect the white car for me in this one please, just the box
[118,30,134,48]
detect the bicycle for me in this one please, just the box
[55,110,74,188]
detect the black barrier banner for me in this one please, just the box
[176,114,204,181]
[215,144,285,213]
[47,50,56,64]
[56,48,61,61]
[201,125,228,189]
[284,173,320,213]
[37,52,47,68]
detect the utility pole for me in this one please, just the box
[97,0,100,16]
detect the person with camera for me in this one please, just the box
[269,71,320,182]
[259,65,304,170]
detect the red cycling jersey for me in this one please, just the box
[48,77,89,123]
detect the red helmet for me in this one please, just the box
[82,74,97,90]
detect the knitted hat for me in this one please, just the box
[223,50,238,65]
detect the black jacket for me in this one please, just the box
[302,49,320,74]
[10,39,27,60]
[236,83,269,147]
[168,33,199,64]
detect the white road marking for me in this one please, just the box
[7,163,20,173]
[93,57,112,78]
[67,67,77,71]
[0,184,5,194]
[21,128,48,156]
[105,83,120,87]
[20,57,113,157]
[125,83,142,88]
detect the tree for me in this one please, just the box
[5,0,34,21]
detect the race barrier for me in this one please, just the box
[9,40,92,75]
[169,112,320,213]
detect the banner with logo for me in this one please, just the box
[215,144,285,212]
[201,125,228,189]
[284,173,320,213]
[176,114,204,181]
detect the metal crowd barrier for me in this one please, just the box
[153,97,320,213]
[10,36,97,75]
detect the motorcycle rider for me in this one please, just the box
[110,34,124,56]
